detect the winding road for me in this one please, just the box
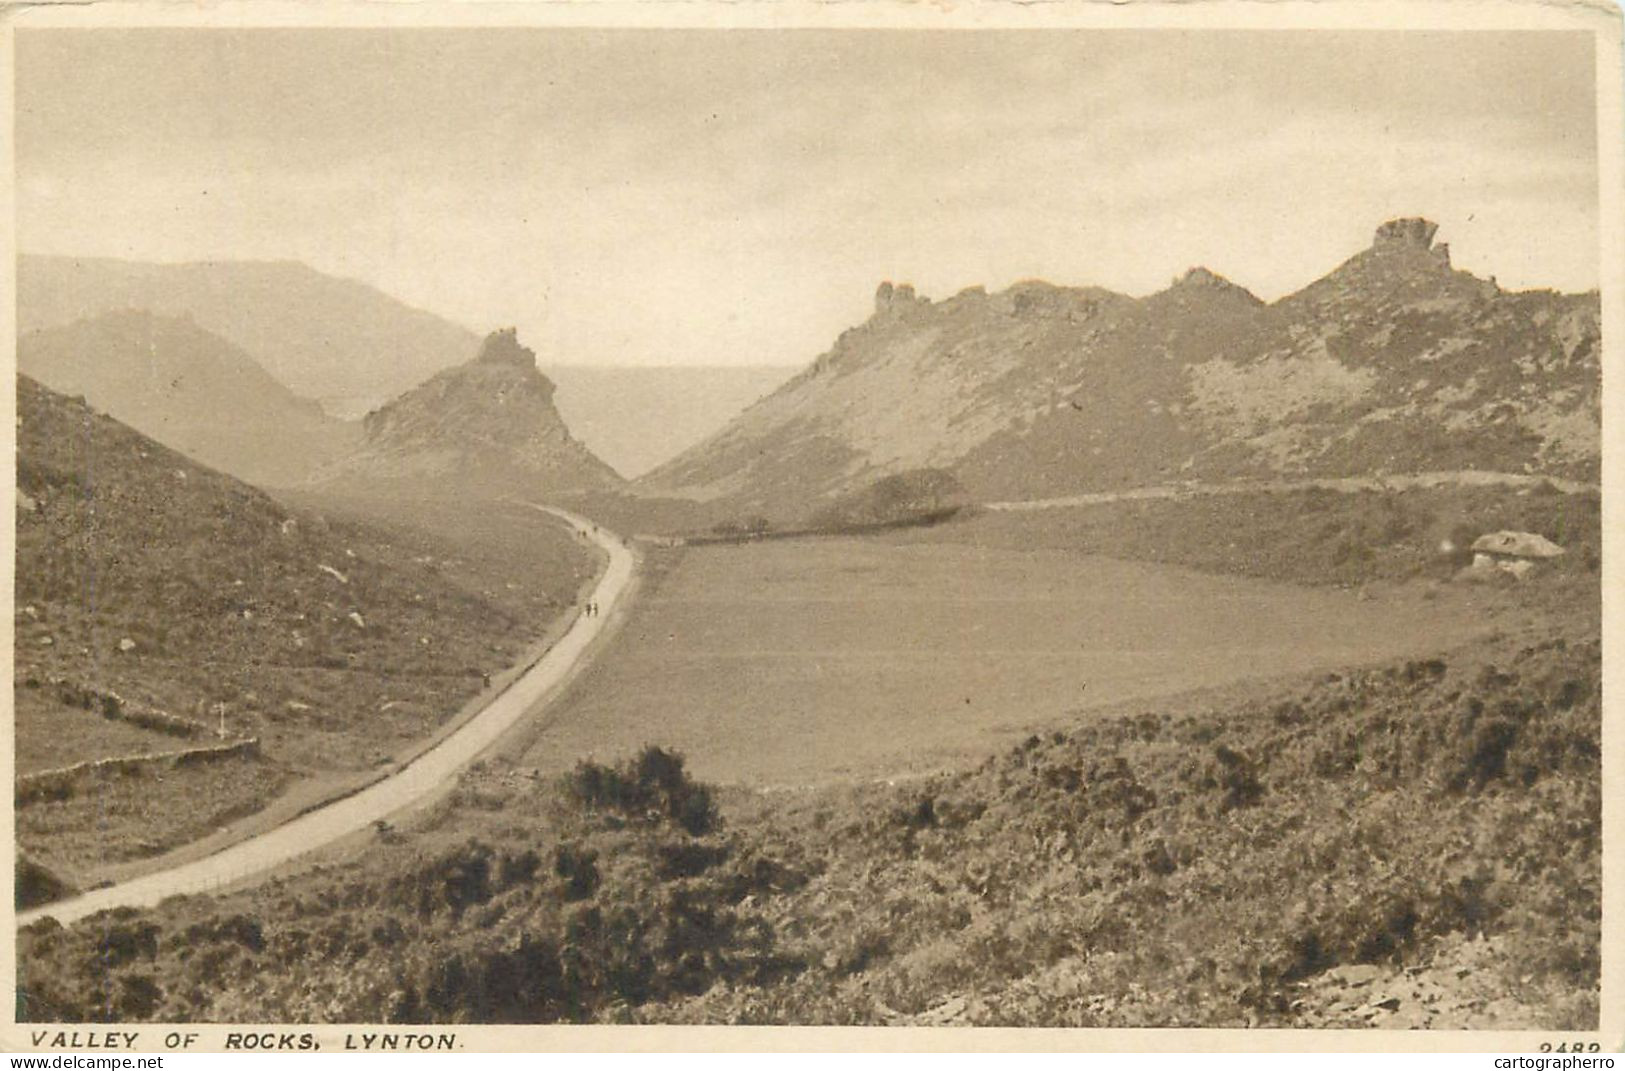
[19,505,635,928]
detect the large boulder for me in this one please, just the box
[1471,531,1565,559]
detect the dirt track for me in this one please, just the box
[985,469,1593,512]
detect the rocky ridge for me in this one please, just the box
[310,328,624,499]
[639,218,1599,521]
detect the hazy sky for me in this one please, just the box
[16,29,1600,369]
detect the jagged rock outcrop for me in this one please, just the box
[1374,217,1439,248]
[640,218,1598,519]
[1175,267,1231,289]
[310,328,623,499]
[874,281,931,318]
[1170,267,1263,302]
[1369,217,1451,268]
[472,327,540,369]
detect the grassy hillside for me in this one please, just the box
[896,482,1601,592]
[15,377,596,878]
[19,625,1598,1029]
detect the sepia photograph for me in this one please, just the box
[3,0,1619,1052]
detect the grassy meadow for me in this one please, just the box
[516,534,1509,786]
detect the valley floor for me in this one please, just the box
[516,533,1509,787]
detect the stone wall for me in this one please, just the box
[17,738,261,807]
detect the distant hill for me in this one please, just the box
[640,218,1600,521]
[17,310,358,488]
[18,255,479,403]
[18,255,796,478]
[311,366,799,477]
[310,328,625,499]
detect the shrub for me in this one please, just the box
[1211,745,1264,810]
[1453,717,1520,791]
[498,849,541,887]
[554,844,601,901]
[383,841,506,920]
[807,468,967,532]
[94,918,161,968]
[566,746,717,836]
[182,914,265,954]
[117,974,163,1020]
[897,797,937,829]
[16,854,73,910]
[653,841,730,881]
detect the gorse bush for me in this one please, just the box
[566,746,718,836]
[379,841,547,921]
[15,856,73,911]
[553,844,600,901]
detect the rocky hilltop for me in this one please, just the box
[640,218,1599,520]
[17,310,358,488]
[310,328,624,499]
